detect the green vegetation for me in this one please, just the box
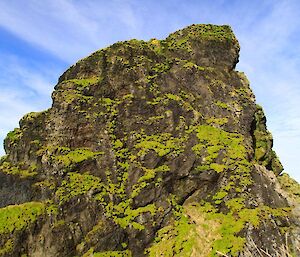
[58,89,93,105]
[147,212,194,257]
[190,124,255,214]
[54,78,101,107]
[46,201,58,216]
[215,101,230,110]
[182,61,205,71]
[108,203,156,230]
[82,220,104,244]
[93,250,132,257]
[138,165,170,183]
[130,164,168,199]
[64,77,101,90]
[0,23,294,257]
[205,117,228,126]
[278,173,300,203]
[135,133,186,157]
[148,199,290,257]
[192,125,247,173]
[55,148,103,166]
[51,219,66,229]
[0,239,14,256]
[148,38,163,54]
[56,172,103,204]
[0,202,45,234]
[89,93,159,232]
[37,146,103,169]
[152,62,171,73]
[189,24,236,42]
[253,130,272,161]
[0,161,37,178]
[253,105,283,175]
[20,111,44,126]
[83,248,132,257]
[5,128,22,145]
[197,202,290,256]
[146,92,194,112]
[166,24,236,55]
[34,179,56,190]
[234,87,253,101]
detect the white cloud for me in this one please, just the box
[0,53,56,156]
[0,1,97,62]
[234,0,300,181]
[0,0,142,62]
[0,54,54,96]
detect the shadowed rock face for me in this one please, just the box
[0,24,299,257]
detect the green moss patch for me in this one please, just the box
[37,146,103,169]
[56,172,103,204]
[0,161,37,178]
[93,250,132,257]
[186,201,289,257]
[65,77,101,89]
[83,248,132,257]
[55,148,103,167]
[278,173,300,203]
[5,128,23,146]
[215,101,230,110]
[190,125,255,205]
[146,211,195,257]
[0,202,45,234]
[135,133,186,157]
[192,125,247,173]
[105,199,156,231]
[253,105,283,175]
[165,24,236,56]
[0,239,14,256]
[205,117,228,126]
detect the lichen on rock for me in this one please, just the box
[0,24,299,257]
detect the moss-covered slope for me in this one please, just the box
[0,24,299,257]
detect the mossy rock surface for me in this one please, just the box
[0,24,299,257]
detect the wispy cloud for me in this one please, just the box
[0,54,54,96]
[0,0,144,62]
[0,0,99,62]
[233,0,300,181]
[0,53,56,155]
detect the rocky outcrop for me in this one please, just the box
[0,24,299,257]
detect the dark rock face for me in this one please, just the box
[0,24,299,257]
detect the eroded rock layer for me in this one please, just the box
[0,24,299,257]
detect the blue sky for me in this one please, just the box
[0,0,299,182]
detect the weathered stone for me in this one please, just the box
[0,24,299,257]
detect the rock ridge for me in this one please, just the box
[0,24,299,257]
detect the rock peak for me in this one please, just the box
[59,24,239,84]
[0,24,299,257]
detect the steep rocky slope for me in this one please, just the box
[0,24,299,257]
